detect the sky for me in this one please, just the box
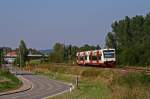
[0,0,150,49]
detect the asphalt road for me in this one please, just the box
[0,65,70,99]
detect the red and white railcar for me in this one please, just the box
[76,49,116,67]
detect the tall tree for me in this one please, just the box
[19,40,28,67]
[71,45,79,59]
[96,45,101,50]
[105,32,116,49]
[0,48,4,66]
[68,45,72,61]
[49,43,65,63]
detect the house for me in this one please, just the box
[5,51,17,64]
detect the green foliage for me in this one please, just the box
[0,48,4,66]
[79,44,97,51]
[18,40,28,67]
[105,32,116,49]
[106,13,150,66]
[49,43,65,63]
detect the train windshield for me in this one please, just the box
[103,50,115,58]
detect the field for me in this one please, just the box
[24,64,150,99]
[0,69,22,92]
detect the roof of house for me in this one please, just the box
[6,51,17,57]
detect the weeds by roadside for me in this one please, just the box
[0,69,22,92]
[111,72,150,99]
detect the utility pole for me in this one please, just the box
[0,48,2,67]
[0,48,4,68]
[19,48,22,70]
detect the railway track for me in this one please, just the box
[35,63,150,75]
[121,66,150,75]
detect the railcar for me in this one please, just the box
[76,49,116,67]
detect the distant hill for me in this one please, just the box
[39,49,53,55]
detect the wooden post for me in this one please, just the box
[76,75,79,88]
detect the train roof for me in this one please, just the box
[76,48,115,56]
[77,48,115,53]
[101,48,115,51]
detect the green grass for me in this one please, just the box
[111,72,150,99]
[0,69,22,92]
[36,70,110,99]
[51,78,110,99]
[28,60,41,65]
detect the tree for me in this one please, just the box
[68,45,72,61]
[18,40,28,67]
[105,32,116,49]
[49,43,65,63]
[0,48,4,66]
[63,46,68,62]
[80,44,97,51]
[71,45,79,59]
[96,45,101,50]
[105,13,150,66]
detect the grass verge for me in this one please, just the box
[50,76,110,99]
[0,69,22,92]
[111,72,150,99]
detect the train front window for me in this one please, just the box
[80,56,84,61]
[103,50,115,58]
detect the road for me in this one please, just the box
[0,65,70,99]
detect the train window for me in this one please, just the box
[85,55,87,60]
[98,56,101,60]
[80,56,84,61]
[103,50,115,58]
[92,56,97,60]
[90,55,92,60]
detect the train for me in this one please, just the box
[76,48,116,67]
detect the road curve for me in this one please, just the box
[0,75,70,99]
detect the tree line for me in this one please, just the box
[105,13,150,66]
[49,43,101,63]
[13,40,101,65]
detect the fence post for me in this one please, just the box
[76,75,79,88]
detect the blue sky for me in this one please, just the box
[0,0,150,49]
